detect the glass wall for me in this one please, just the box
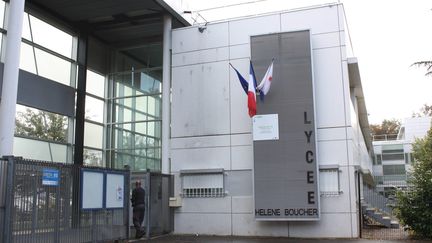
[107,46,163,172]
[19,11,76,87]
[1,3,77,163]
[14,105,70,163]
[2,2,164,171]
[83,70,105,167]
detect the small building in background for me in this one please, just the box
[372,116,432,194]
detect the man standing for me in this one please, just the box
[131,180,145,239]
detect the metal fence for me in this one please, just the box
[1,156,130,243]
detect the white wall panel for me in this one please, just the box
[172,22,229,54]
[312,47,346,128]
[171,61,230,137]
[318,140,348,166]
[231,134,252,146]
[311,32,340,50]
[174,213,232,235]
[281,6,339,34]
[177,197,231,213]
[229,44,250,60]
[171,135,230,149]
[337,5,346,31]
[232,196,253,213]
[317,127,347,141]
[229,14,281,45]
[232,214,289,237]
[347,166,358,213]
[231,145,253,170]
[289,213,353,238]
[171,147,231,172]
[172,47,229,67]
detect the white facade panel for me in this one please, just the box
[317,127,347,141]
[231,134,253,146]
[170,135,230,149]
[313,47,346,128]
[171,147,231,172]
[171,61,230,137]
[172,47,229,67]
[172,22,229,54]
[231,145,253,170]
[176,197,231,213]
[229,44,250,60]
[311,32,341,50]
[280,6,340,34]
[228,14,281,45]
[317,140,348,166]
[232,196,254,213]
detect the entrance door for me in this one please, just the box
[130,172,173,239]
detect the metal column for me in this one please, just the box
[0,0,25,157]
[161,15,172,174]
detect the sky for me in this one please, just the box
[183,0,432,124]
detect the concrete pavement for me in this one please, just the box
[129,235,431,243]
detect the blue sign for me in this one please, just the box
[42,168,60,186]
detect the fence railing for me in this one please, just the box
[372,134,398,141]
[1,156,130,243]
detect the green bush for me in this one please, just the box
[395,128,432,238]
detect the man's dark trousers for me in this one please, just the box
[133,204,145,238]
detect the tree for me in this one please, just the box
[412,104,432,117]
[15,108,67,143]
[395,128,432,238]
[412,61,432,76]
[370,119,401,136]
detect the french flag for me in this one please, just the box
[248,61,257,117]
[257,59,274,101]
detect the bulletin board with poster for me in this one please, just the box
[105,173,125,209]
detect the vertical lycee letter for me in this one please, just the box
[304,111,311,124]
[304,131,312,143]
[308,191,315,204]
[307,171,314,183]
[306,151,314,163]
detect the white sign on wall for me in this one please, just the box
[253,114,279,141]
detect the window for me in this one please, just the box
[319,167,341,196]
[383,165,406,175]
[382,153,404,161]
[381,145,404,161]
[376,154,382,165]
[180,169,225,198]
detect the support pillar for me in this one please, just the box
[161,15,172,174]
[0,0,25,157]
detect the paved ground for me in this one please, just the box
[129,235,431,243]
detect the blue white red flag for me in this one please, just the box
[247,61,257,117]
